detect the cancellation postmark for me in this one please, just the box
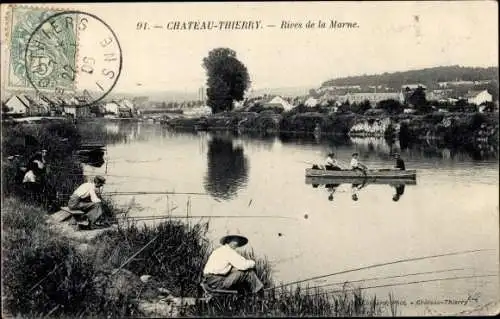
[24,10,122,107]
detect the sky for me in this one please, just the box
[1,1,498,95]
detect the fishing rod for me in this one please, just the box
[309,273,498,298]
[264,248,495,291]
[119,214,298,221]
[103,191,211,196]
[302,267,471,291]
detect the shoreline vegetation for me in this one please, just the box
[166,110,498,144]
[2,122,395,317]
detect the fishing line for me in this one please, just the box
[302,267,471,291]
[309,274,498,298]
[104,191,210,196]
[264,248,495,291]
[120,214,297,221]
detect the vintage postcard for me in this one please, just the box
[1,1,498,317]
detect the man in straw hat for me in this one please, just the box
[202,234,264,294]
[68,175,106,229]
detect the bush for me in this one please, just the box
[1,122,84,208]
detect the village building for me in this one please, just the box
[304,97,319,107]
[4,95,30,116]
[466,90,492,106]
[336,92,404,106]
[427,89,454,101]
[263,96,294,111]
[103,100,135,117]
[3,94,50,117]
[64,105,90,118]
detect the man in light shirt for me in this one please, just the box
[350,152,367,171]
[203,235,264,294]
[68,175,106,228]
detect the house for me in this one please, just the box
[64,105,90,118]
[103,100,135,117]
[263,96,294,111]
[340,92,404,106]
[304,97,319,107]
[428,89,453,101]
[3,94,49,116]
[466,90,492,106]
[104,101,120,115]
[4,95,30,116]
[64,100,90,118]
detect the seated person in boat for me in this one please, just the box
[350,153,367,171]
[67,176,106,228]
[324,153,343,171]
[394,153,405,170]
[202,235,264,295]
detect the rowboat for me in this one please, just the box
[305,168,417,179]
[306,176,417,186]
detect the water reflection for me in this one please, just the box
[392,184,405,201]
[78,150,105,167]
[309,177,414,202]
[204,137,249,200]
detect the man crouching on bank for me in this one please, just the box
[203,235,264,295]
[68,175,105,229]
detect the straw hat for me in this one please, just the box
[220,235,248,247]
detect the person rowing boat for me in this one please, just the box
[393,153,406,170]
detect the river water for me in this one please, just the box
[83,121,499,315]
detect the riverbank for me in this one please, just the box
[166,111,499,146]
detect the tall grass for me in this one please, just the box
[89,219,212,297]
[1,198,139,318]
[189,284,381,317]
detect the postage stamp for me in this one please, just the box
[4,6,122,106]
[5,5,64,90]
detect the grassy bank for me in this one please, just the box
[1,197,139,318]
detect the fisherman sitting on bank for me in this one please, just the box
[68,176,106,229]
[202,235,264,295]
[324,152,343,171]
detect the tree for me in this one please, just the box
[203,48,250,113]
[377,99,404,114]
[408,86,431,113]
[337,100,351,113]
[352,99,372,114]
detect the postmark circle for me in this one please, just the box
[24,10,122,107]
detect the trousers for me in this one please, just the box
[68,195,103,223]
[204,268,264,294]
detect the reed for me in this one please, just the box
[189,284,381,317]
[89,218,212,297]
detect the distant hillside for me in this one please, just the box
[321,65,499,89]
[105,90,200,103]
[249,86,311,97]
